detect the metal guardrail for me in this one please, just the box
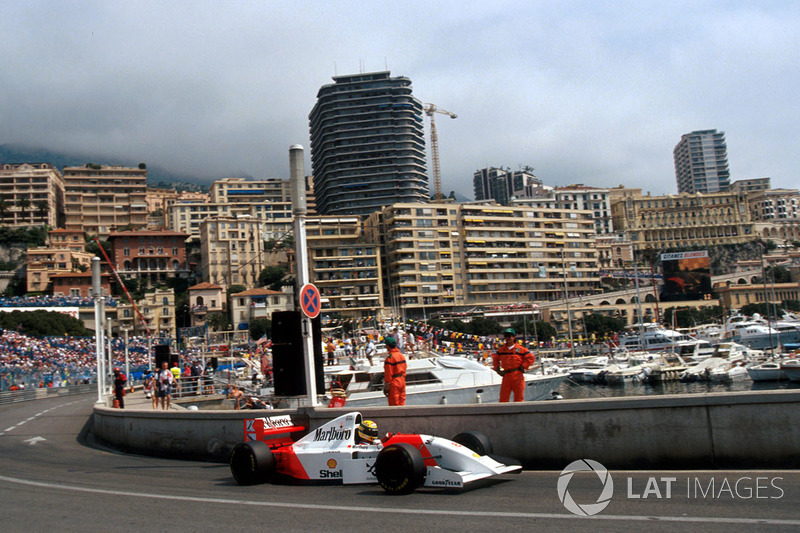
[0,383,97,405]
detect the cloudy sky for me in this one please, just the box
[2,1,798,196]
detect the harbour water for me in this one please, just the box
[557,377,800,400]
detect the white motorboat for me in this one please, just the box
[603,359,661,385]
[676,339,716,362]
[325,356,567,406]
[567,357,614,383]
[708,362,750,383]
[721,313,780,350]
[616,323,693,352]
[747,360,787,382]
[782,359,800,383]
[680,358,730,382]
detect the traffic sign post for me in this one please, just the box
[300,283,321,319]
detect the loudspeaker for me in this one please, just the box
[271,311,324,396]
[154,344,170,368]
[154,344,179,369]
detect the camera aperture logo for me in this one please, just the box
[558,459,614,516]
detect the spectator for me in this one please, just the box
[325,338,336,366]
[170,362,181,396]
[228,384,245,410]
[157,361,175,410]
[364,338,376,365]
[143,372,157,409]
[112,367,127,408]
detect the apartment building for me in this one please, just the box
[611,190,754,251]
[365,201,599,318]
[229,287,294,332]
[306,216,384,322]
[473,167,541,205]
[116,287,176,341]
[107,229,190,285]
[515,184,614,235]
[728,177,771,194]
[51,271,111,298]
[309,71,428,216]
[62,165,148,235]
[145,188,179,213]
[167,201,232,241]
[674,129,730,194]
[210,177,301,241]
[747,188,800,222]
[0,163,64,228]
[188,281,227,328]
[26,229,93,293]
[199,215,264,288]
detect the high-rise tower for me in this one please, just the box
[309,71,428,216]
[673,129,730,194]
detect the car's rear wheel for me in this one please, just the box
[375,443,426,495]
[229,441,275,485]
[452,430,493,456]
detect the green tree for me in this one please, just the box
[466,317,502,336]
[206,311,230,332]
[0,310,91,336]
[34,200,49,222]
[662,306,723,328]
[508,318,557,342]
[0,198,9,220]
[85,237,110,258]
[228,284,247,296]
[258,266,287,289]
[15,197,31,220]
[249,318,271,340]
[582,313,625,336]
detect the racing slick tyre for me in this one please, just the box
[375,443,426,495]
[229,441,275,485]
[452,430,493,456]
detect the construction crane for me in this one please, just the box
[423,103,457,201]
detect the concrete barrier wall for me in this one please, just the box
[92,390,800,469]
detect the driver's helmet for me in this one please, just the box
[356,420,378,443]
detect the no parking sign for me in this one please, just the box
[299,283,321,319]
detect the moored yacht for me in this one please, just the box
[720,313,780,350]
[782,359,800,383]
[747,360,787,382]
[615,323,693,353]
[325,356,567,406]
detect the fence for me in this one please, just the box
[0,382,97,405]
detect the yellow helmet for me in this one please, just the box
[357,420,378,443]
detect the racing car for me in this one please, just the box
[229,411,521,494]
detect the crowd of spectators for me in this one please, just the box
[0,329,151,392]
[0,295,118,308]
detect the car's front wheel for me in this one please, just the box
[229,441,275,485]
[452,430,493,456]
[375,443,426,495]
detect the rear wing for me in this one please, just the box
[243,415,307,446]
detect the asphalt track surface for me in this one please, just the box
[1,393,799,533]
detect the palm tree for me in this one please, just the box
[34,200,49,223]
[16,197,31,223]
[205,311,230,332]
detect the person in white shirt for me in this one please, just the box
[365,338,376,365]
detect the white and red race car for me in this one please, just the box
[229,411,521,494]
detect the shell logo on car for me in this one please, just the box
[327,459,337,468]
